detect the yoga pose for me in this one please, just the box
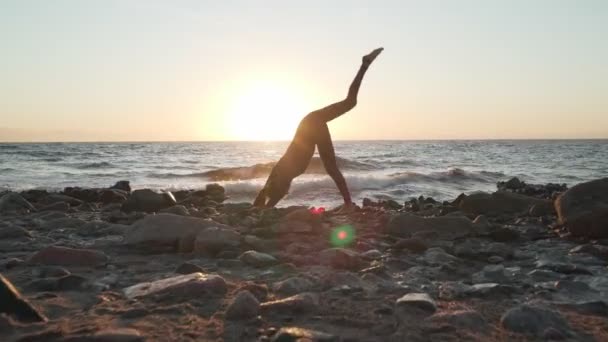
[254,47,384,208]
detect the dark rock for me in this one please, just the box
[91,328,143,342]
[489,227,520,242]
[318,248,364,270]
[100,189,128,204]
[32,266,70,278]
[0,274,47,322]
[555,301,608,317]
[40,194,82,206]
[393,238,428,253]
[499,177,524,190]
[63,186,101,202]
[121,189,177,213]
[555,177,608,238]
[500,304,571,337]
[536,260,593,275]
[110,180,132,193]
[386,213,474,239]
[0,192,36,213]
[29,246,109,267]
[205,183,226,202]
[225,290,260,320]
[175,262,205,275]
[39,201,70,212]
[459,191,550,216]
[160,205,189,216]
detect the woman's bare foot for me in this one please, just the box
[363,47,384,66]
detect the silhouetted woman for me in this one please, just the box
[254,48,384,208]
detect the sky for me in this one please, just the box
[1,0,607,141]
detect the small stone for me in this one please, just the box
[239,251,278,268]
[395,293,437,314]
[273,277,314,296]
[472,265,508,283]
[226,290,260,320]
[501,304,571,337]
[175,262,205,275]
[260,292,319,314]
[32,266,70,278]
[318,248,363,270]
[425,310,487,331]
[29,246,109,267]
[123,273,227,299]
[488,256,504,264]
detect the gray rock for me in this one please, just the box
[527,269,565,282]
[386,213,474,239]
[122,189,177,213]
[535,260,593,275]
[124,214,233,252]
[110,180,132,193]
[123,273,227,299]
[555,300,608,317]
[32,266,70,278]
[194,226,241,256]
[396,293,437,315]
[100,189,128,204]
[225,290,260,320]
[271,327,338,342]
[472,265,508,283]
[0,192,36,213]
[393,237,429,253]
[29,246,109,267]
[239,251,278,268]
[423,248,459,266]
[244,235,277,253]
[501,304,571,337]
[468,283,517,297]
[260,292,319,314]
[39,201,70,212]
[0,274,47,323]
[273,277,314,296]
[555,177,608,238]
[318,248,364,270]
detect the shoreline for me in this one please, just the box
[1,177,607,341]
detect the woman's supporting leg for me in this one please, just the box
[316,124,352,204]
[309,47,383,123]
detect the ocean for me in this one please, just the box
[1,140,606,207]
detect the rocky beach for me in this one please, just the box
[1,177,607,341]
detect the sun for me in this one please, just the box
[227,80,310,141]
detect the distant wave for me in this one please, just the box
[75,161,115,169]
[221,168,508,198]
[148,157,377,181]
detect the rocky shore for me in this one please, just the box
[1,177,607,341]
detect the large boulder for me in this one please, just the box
[124,214,236,253]
[459,191,552,216]
[121,189,177,213]
[0,192,36,213]
[193,226,241,256]
[386,213,474,239]
[555,178,608,238]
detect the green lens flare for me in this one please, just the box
[330,225,355,247]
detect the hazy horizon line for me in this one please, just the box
[1,138,607,144]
